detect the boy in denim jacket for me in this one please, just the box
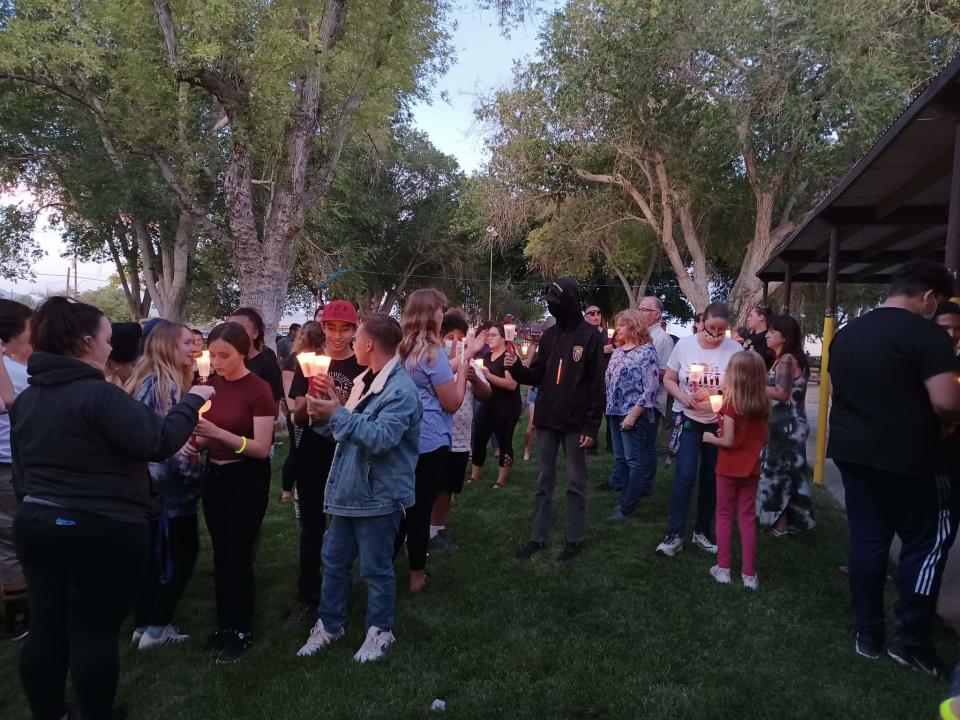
[296,314,422,662]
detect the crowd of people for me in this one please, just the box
[0,258,957,720]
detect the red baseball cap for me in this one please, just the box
[321,300,358,325]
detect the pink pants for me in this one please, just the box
[715,474,759,577]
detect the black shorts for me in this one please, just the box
[443,451,471,494]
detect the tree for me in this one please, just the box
[480,0,960,318]
[77,278,136,323]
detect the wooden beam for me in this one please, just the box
[821,205,948,225]
[947,123,960,274]
[861,226,926,259]
[782,264,793,314]
[877,154,952,218]
[780,250,930,264]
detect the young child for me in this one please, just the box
[296,314,422,662]
[702,351,770,590]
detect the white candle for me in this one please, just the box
[199,399,212,417]
[709,395,723,413]
[475,358,484,371]
[504,323,516,341]
[607,328,615,340]
[297,352,317,377]
[196,351,210,381]
[521,343,529,356]
[313,355,332,376]
[688,364,705,384]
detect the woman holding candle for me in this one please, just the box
[397,289,485,591]
[757,315,816,536]
[604,310,660,520]
[657,303,742,558]
[10,297,212,720]
[125,321,204,649]
[471,324,522,488]
[702,351,770,589]
[189,322,276,663]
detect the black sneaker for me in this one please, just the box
[206,630,229,652]
[216,631,253,664]
[515,541,544,560]
[854,632,881,660]
[430,529,458,553]
[285,601,317,626]
[558,542,583,562]
[887,641,946,678]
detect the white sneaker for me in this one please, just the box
[692,532,718,554]
[709,565,732,584]
[296,619,344,657]
[655,534,684,557]
[137,624,189,649]
[353,626,395,663]
[131,626,146,647]
[742,573,760,590]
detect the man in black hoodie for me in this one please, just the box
[506,278,604,561]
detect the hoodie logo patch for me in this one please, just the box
[572,346,584,362]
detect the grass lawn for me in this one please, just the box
[0,425,952,719]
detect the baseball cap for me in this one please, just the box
[321,300,358,325]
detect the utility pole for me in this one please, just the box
[486,226,498,320]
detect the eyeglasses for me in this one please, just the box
[585,310,601,316]
[702,327,727,339]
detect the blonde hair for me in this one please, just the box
[399,288,447,365]
[615,309,652,346]
[125,321,193,414]
[722,351,770,418]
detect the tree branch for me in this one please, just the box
[146,152,227,244]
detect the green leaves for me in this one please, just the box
[0,204,45,281]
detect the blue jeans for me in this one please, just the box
[608,414,657,516]
[667,417,718,538]
[319,511,402,633]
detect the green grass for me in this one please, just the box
[0,426,952,719]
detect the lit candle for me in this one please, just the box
[688,364,705,385]
[504,323,516,342]
[313,355,332,376]
[196,350,210,382]
[521,343,529,356]
[607,328,615,340]
[475,358,484,371]
[199,399,212,417]
[709,394,723,413]
[297,352,317,377]
[725,329,732,338]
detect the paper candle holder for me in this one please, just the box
[504,323,516,342]
[708,394,723,413]
[688,364,706,385]
[196,350,211,381]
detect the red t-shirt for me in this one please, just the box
[203,372,276,461]
[714,404,768,479]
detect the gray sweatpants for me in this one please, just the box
[530,430,588,544]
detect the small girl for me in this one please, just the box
[703,351,770,589]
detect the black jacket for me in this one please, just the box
[508,278,605,438]
[11,352,203,523]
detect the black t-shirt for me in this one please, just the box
[289,354,365,405]
[483,351,522,415]
[246,347,284,401]
[744,330,775,369]
[828,307,958,477]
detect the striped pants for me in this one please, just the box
[839,461,955,651]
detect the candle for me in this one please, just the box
[313,355,331,376]
[521,343,529,356]
[504,323,516,342]
[297,352,317,376]
[199,399,212,417]
[607,328,615,340]
[688,364,705,385]
[475,358,484,371]
[709,394,723,413]
[196,350,210,381]
[725,329,732,338]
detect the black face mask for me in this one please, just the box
[545,283,564,318]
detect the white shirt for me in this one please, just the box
[649,324,675,416]
[666,335,742,424]
[0,356,30,463]
[451,369,489,453]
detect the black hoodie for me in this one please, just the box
[10,352,203,523]
[508,278,604,438]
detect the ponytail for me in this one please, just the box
[31,296,105,357]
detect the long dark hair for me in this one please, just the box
[230,307,265,350]
[31,296,104,357]
[0,299,33,343]
[208,322,251,357]
[770,315,808,375]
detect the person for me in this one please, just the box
[189,322,276,663]
[731,326,749,345]
[743,306,775,369]
[104,321,142,386]
[507,278,604,562]
[585,304,612,455]
[431,312,490,551]
[471,324,522,488]
[11,297,212,720]
[276,322,301,363]
[396,289,484,591]
[656,302,741,558]
[279,323,320,504]
[757,315,816,536]
[313,305,325,323]
[935,301,960,353]
[0,299,32,640]
[638,296,675,497]
[228,307,284,406]
[604,310,660,520]
[702,351,770,589]
[285,302,364,624]
[295,314,422,663]
[190,328,205,358]
[126,321,204,649]
[828,260,960,672]
[522,368,538,460]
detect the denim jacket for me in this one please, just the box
[312,356,422,518]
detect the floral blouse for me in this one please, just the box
[605,343,660,417]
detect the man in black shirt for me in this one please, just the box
[828,260,960,672]
[743,306,775,369]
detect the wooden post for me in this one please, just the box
[813,227,840,486]
[782,264,793,314]
[946,123,960,278]
[761,280,769,305]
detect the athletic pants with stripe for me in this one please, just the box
[839,461,954,651]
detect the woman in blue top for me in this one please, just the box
[605,309,660,520]
[397,289,485,592]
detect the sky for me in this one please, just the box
[0,4,551,303]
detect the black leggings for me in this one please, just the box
[395,446,448,572]
[202,459,270,634]
[15,503,149,720]
[294,433,333,603]
[472,405,521,468]
[133,514,199,628]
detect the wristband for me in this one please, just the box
[235,436,248,455]
[942,698,960,720]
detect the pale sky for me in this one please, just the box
[0,4,550,303]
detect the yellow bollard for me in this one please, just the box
[813,315,835,486]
